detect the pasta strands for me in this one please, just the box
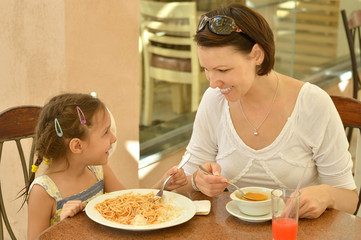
[95,192,181,225]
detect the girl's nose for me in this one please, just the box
[111,131,117,143]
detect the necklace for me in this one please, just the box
[239,72,280,136]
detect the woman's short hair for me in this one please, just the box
[194,3,275,75]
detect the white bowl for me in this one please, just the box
[230,186,272,216]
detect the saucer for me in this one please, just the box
[226,200,272,223]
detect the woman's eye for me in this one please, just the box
[219,69,228,73]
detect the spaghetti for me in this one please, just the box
[94,192,181,225]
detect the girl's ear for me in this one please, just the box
[69,138,83,154]
[251,43,265,65]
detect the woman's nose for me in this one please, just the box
[209,79,222,89]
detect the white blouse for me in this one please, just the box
[184,82,356,191]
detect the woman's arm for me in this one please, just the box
[175,162,229,197]
[299,184,358,218]
[27,185,55,240]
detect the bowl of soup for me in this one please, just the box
[230,186,272,216]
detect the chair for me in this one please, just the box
[0,106,42,240]
[330,95,361,215]
[341,9,361,100]
[341,9,361,145]
[140,1,206,126]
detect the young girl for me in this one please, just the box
[24,93,187,240]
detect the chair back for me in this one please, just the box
[140,1,205,126]
[330,95,361,215]
[341,9,361,99]
[0,106,42,239]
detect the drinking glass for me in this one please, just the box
[271,188,301,240]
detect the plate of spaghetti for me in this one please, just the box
[85,189,196,230]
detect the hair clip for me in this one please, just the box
[44,158,51,166]
[54,118,63,137]
[76,106,86,125]
[31,164,39,173]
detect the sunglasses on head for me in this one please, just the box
[197,15,243,35]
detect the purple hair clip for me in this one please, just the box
[54,118,63,137]
[76,106,86,125]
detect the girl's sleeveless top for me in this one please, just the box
[29,165,104,225]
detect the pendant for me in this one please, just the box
[254,130,259,136]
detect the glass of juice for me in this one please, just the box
[271,188,300,240]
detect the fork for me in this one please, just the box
[198,165,259,201]
[154,152,191,200]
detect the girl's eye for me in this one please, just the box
[219,69,229,73]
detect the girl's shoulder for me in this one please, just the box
[88,165,104,180]
[29,175,62,201]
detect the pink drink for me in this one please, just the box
[272,218,298,240]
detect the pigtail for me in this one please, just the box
[18,155,44,209]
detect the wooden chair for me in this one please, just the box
[330,95,361,215]
[0,106,42,239]
[140,1,206,126]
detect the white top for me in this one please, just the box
[184,82,356,191]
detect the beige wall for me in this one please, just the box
[0,1,140,239]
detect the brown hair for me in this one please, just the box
[194,3,275,75]
[21,93,106,203]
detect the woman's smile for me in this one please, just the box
[219,86,233,94]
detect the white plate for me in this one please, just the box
[226,200,272,223]
[85,189,196,231]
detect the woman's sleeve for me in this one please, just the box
[303,86,356,190]
[184,88,221,175]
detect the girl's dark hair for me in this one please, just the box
[194,3,275,75]
[21,93,105,204]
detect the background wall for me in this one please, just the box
[0,1,140,239]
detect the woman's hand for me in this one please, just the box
[164,167,188,190]
[298,184,358,219]
[60,200,86,221]
[194,162,229,197]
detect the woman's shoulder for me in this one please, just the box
[298,82,333,111]
[199,87,227,113]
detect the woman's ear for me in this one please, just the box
[251,43,265,65]
[69,138,83,154]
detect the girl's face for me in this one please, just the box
[81,108,117,165]
[197,45,258,102]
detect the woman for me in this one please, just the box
[178,3,358,219]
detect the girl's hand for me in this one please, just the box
[60,200,86,221]
[165,167,188,190]
[194,162,228,197]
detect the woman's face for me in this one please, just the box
[197,45,258,102]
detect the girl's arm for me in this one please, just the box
[27,185,55,240]
[103,163,126,192]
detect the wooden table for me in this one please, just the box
[36,191,361,240]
